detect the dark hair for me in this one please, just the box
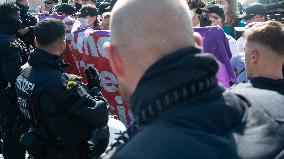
[244,20,284,56]
[0,3,19,18]
[77,5,98,18]
[35,19,65,46]
[55,3,76,15]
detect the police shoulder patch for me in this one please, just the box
[9,40,20,48]
[66,80,78,90]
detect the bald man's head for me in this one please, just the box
[105,0,198,102]
[111,0,194,57]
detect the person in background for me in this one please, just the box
[230,23,259,84]
[236,3,268,53]
[243,20,284,94]
[187,0,206,27]
[73,0,83,11]
[228,20,284,159]
[216,0,243,38]
[36,0,58,14]
[230,3,268,84]
[83,0,97,6]
[0,3,28,159]
[202,4,239,57]
[16,0,38,52]
[16,19,109,159]
[55,3,76,35]
[55,3,76,17]
[76,4,100,29]
[100,11,110,30]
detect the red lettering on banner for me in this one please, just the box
[65,28,132,126]
[38,15,132,125]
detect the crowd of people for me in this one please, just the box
[0,0,283,158]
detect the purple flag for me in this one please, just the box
[194,26,236,87]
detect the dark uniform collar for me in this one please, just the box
[250,77,284,95]
[130,46,223,124]
[28,48,64,70]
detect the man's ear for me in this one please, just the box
[251,49,260,64]
[193,32,203,49]
[104,41,124,77]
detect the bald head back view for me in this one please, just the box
[105,0,200,100]
[102,0,266,159]
[111,0,194,54]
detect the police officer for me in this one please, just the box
[16,0,38,53]
[0,3,29,159]
[16,19,109,159]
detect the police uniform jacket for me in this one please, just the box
[0,17,27,113]
[16,49,109,148]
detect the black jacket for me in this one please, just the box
[102,47,246,159]
[0,18,25,88]
[102,47,284,159]
[0,17,27,112]
[17,2,38,48]
[16,49,108,157]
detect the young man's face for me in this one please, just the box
[247,14,266,23]
[102,16,110,30]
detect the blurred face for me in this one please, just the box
[208,13,222,26]
[247,14,266,24]
[252,14,266,22]
[19,0,29,6]
[102,16,110,30]
[192,12,200,27]
[44,0,55,10]
[216,0,228,13]
[86,15,97,26]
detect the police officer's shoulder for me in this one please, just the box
[61,73,85,93]
[31,69,71,103]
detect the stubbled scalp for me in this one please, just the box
[110,0,194,59]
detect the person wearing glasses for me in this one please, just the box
[36,0,58,14]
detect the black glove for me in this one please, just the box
[89,126,110,157]
[84,66,102,93]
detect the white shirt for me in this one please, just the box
[236,36,245,53]
[226,34,239,58]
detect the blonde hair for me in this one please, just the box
[225,0,239,26]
